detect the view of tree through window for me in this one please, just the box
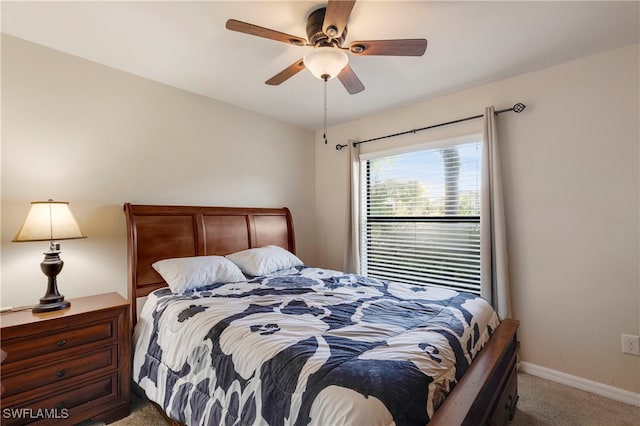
[361,141,482,293]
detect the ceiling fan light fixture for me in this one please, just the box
[303,47,348,80]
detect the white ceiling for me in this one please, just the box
[2,1,639,130]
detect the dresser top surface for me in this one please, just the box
[0,292,128,330]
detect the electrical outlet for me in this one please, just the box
[622,334,640,356]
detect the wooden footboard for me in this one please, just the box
[429,318,520,425]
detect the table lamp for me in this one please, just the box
[13,200,87,312]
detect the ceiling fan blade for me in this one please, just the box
[265,59,306,86]
[226,19,307,46]
[338,64,365,95]
[323,0,356,39]
[348,39,428,56]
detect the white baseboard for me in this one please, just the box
[518,361,640,407]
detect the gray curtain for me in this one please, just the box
[481,106,512,318]
[344,141,361,273]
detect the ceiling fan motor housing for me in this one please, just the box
[307,8,346,47]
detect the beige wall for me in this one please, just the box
[315,44,640,393]
[1,35,316,308]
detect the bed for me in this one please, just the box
[124,203,519,425]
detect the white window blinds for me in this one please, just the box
[361,140,482,293]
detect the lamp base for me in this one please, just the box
[32,297,70,313]
[32,244,71,313]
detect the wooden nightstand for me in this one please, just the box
[0,293,130,425]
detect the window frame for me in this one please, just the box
[359,133,483,294]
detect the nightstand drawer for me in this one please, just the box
[2,319,116,364]
[1,374,118,426]
[1,346,117,398]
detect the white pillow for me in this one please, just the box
[225,245,303,276]
[152,255,245,293]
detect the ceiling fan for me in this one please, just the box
[226,0,428,94]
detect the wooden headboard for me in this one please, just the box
[123,203,295,325]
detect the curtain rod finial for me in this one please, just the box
[513,103,526,113]
[336,144,348,150]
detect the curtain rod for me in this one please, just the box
[335,102,526,151]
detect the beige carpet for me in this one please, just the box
[512,374,639,426]
[108,373,639,425]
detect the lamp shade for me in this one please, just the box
[13,200,86,242]
[303,47,348,80]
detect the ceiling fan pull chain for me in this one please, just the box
[323,76,329,144]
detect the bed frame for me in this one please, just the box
[124,203,519,425]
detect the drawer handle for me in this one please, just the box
[505,395,513,410]
[56,370,66,378]
[57,340,66,347]
[54,402,65,410]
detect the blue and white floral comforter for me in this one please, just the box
[133,266,500,426]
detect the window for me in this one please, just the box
[360,137,482,294]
